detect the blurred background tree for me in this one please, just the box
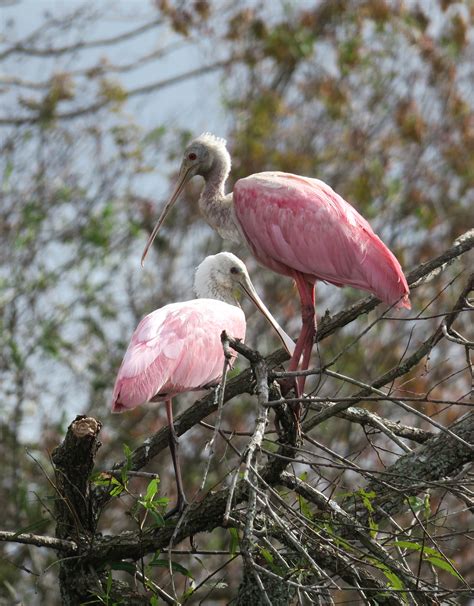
[0,0,472,604]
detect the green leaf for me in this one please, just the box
[120,443,133,485]
[123,443,132,460]
[145,478,159,502]
[12,519,48,538]
[298,494,313,520]
[260,548,274,565]
[110,561,137,574]
[110,482,125,497]
[382,569,404,591]
[425,556,463,580]
[149,510,165,528]
[106,571,113,594]
[91,473,114,487]
[228,527,239,556]
[356,489,378,535]
[181,586,195,600]
[368,517,379,538]
[406,495,424,513]
[423,493,431,519]
[369,558,408,604]
[148,558,193,578]
[392,541,440,557]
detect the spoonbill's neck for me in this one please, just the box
[198,164,241,244]
[200,285,238,307]
[194,270,238,307]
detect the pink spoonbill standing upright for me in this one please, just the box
[112,252,294,514]
[141,134,411,396]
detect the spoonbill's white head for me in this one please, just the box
[194,252,295,356]
[194,252,252,302]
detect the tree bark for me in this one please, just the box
[52,415,104,605]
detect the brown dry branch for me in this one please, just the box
[81,393,472,601]
[26,380,471,602]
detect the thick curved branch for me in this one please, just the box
[52,415,102,540]
[88,410,474,567]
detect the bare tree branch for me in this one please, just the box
[0,59,237,125]
[355,411,474,522]
[0,531,77,553]
[315,229,474,344]
[86,408,474,566]
[304,272,474,430]
[0,17,163,60]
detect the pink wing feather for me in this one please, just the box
[234,172,410,309]
[111,299,245,412]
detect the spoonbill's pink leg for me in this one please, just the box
[165,398,187,516]
[298,305,316,395]
[287,274,316,397]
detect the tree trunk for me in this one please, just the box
[52,415,103,605]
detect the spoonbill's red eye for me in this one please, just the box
[188,152,197,161]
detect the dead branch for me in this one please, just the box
[94,239,473,511]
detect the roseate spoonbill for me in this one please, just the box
[111,252,294,513]
[141,133,410,395]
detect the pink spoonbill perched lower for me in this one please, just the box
[142,134,411,396]
[112,252,294,513]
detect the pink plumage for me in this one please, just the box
[234,172,410,310]
[112,299,245,413]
